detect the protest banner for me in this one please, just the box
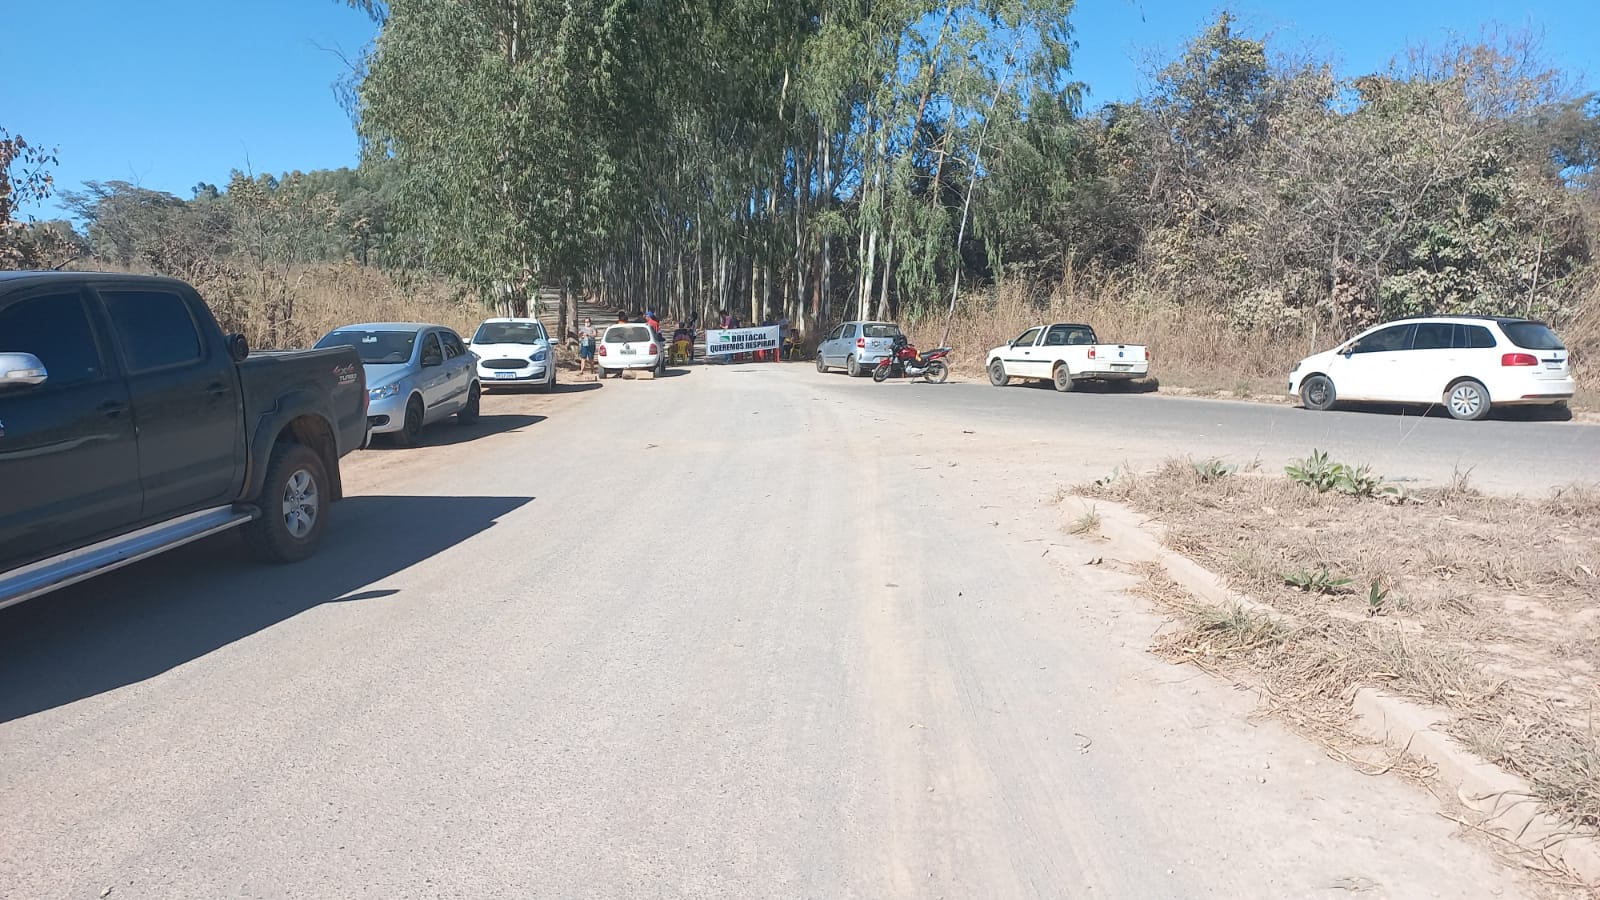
[704,326,780,359]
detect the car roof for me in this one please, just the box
[0,270,193,291]
[1386,315,1536,325]
[328,322,443,332]
[478,317,543,324]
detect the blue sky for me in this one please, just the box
[4,0,1596,221]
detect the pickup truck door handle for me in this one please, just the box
[205,381,229,397]
[98,400,128,419]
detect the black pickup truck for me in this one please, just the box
[0,271,368,609]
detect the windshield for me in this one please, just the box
[474,321,545,345]
[863,323,902,338]
[315,329,417,364]
[606,325,652,343]
[1501,322,1564,351]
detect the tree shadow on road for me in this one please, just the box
[0,494,532,723]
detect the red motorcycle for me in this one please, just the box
[872,335,951,383]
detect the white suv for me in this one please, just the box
[1289,316,1574,420]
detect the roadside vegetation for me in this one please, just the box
[2,8,1598,400]
[1078,458,1600,835]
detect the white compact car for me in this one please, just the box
[470,318,556,390]
[1288,316,1574,420]
[598,323,665,378]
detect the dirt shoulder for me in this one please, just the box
[1076,459,1600,860]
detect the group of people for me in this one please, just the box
[569,307,804,376]
[571,308,698,379]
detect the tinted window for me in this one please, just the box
[839,324,857,339]
[316,329,418,364]
[1411,323,1453,350]
[441,332,465,359]
[863,324,901,338]
[606,325,652,343]
[1045,325,1096,346]
[0,292,104,388]
[1460,325,1496,349]
[420,333,443,364]
[1352,324,1412,354]
[1014,328,1042,347]
[101,290,203,372]
[473,322,545,344]
[1501,322,1564,351]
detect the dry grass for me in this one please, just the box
[909,277,1599,407]
[73,261,485,350]
[1084,458,1600,828]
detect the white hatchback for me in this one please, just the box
[470,318,556,390]
[1289,316,1574,420]
[598,323,665,378]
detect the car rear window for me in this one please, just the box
[317,329,417,364]
[607,325,652,343]
[863,324,902,338]
[1500,322,1564,351]
[474,322,545,344]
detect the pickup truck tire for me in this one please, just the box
[244,441,329,563]
[1052,363,1076,393]
[457,382,481,424]
[393,396,425,446]
[988,360,1010,387]
[1299,374,1336,411]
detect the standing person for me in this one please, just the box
[575,317,598,379]
[646,309,661,332]
[615,310,629,325]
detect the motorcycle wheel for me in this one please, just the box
[871,362,892,383]
[924,360,949,384]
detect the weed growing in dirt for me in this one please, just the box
[1191,457,1237,482]
[1070,506,1102,536]
[1282,567,1353,595]
[1285,449,1400,499]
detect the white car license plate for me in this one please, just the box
[620,347,635,355]
[494,371,517,379]
[1111,363,1132,370]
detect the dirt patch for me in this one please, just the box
[1079,458,1600,831]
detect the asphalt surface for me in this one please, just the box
[0,364,1570,898]
[855,374,1599,493]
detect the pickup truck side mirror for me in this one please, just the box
[0,352,48,389]
[227,333,250,363]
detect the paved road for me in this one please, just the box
[842,373,1599,493]
[0,365,1559,898]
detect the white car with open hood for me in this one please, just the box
[1288,316,1574,421]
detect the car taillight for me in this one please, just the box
[598,345,607,356]
[649,343,658,355]
[1087,347,1096,360]
[1144,348,1150,360]
[1502,352,1537,367]
[857,337,866,349]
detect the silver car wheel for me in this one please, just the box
[280,467,320,539]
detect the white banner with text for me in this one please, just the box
[704,326,780,357]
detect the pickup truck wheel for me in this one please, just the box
[847,355,862,377]
[244,442,328,563]
[1052,363,1076,393]
[393,396,425,446]
[457,382,481,424]
[988,359,1010,387]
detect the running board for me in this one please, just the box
[0,506,256,611]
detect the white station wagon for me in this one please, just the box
[1289,316,1574,420]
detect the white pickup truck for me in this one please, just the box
[985,322,1150,392]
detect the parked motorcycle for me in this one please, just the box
[872,335,951,383]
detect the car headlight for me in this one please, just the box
[531,349,548,363]
[369,383,400,401]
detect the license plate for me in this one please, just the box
[1111,363,1132,370]
[493,371,517,379]
[621,347,636,355]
